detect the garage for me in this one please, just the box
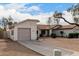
[18,28,31,41]
[8,19,39,41]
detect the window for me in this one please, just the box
[11,30,14,35]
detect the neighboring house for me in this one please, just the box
[8,19,39,41]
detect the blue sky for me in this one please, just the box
[24,3,74,13]
[0,3,75,15]
[20,3,74,15]
[4,3,74,15]
[0,3,76,24]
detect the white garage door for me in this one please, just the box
[18,28,31,41]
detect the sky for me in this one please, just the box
[0,3,75,25]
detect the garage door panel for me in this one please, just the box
[18,28,31,40]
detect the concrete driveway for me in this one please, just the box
[0,39,42,56]
[39,37,79,52]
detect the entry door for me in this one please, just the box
[18,28,31,41]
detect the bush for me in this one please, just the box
[68,33,79,38]
[51,33,56,38]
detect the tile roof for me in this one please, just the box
[37,25,78,30]
[60,25,76,29]
[37,25,51,29]
[37,25,62,30]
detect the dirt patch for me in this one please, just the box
[0,39,42,56]
[39,37,79,52]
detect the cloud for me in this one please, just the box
[3,3,41,14]
[0,3,41,19]
[0,3,48,24]
[0,5,4,9]
[27,6,41,12]
[4,3,26,10]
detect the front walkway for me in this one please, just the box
[0,39,42,56]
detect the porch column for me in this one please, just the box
[46,30,48,36]
[49,29,52,36]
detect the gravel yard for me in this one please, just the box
[39,37,79,52]
[0,39,42,56]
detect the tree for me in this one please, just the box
[47,17,52,26]
[56,18,60,25]
[74,18,79,24]
[53,12,79,26]
[67,3,79,25]
[53,11,60,25]
[47,17,52,36]
[2,16,14,31]
[2,17,8,31]
[7,16,14,26]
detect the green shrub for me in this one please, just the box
[51,33,56,38]
[68,33,79,38]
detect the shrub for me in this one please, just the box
[51,33,56,38]
[60,31,64,37]
[68,33,79,38]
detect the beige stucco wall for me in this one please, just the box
[9,21,38,41]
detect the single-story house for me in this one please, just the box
[8,19,39,41]
[37,25,79,38]
[8,18,79,41]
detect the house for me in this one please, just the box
[8,19,39,41]
[8,18,79,41]
[37,24,79,38]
